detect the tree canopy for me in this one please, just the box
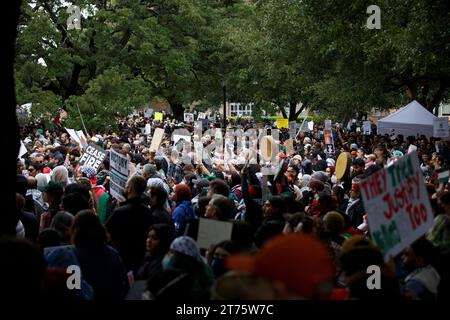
[15,0,450,129]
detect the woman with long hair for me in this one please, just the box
[71,210,128,300]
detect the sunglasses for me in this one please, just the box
[28,168,35,172]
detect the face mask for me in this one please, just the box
[162,254,175,269]
[211,257,227,278]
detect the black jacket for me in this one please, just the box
[105,197,154,274]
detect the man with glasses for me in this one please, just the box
[27,163,42,177]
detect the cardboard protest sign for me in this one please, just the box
[197,218,233,249]
[184,113,194,122]
[65,128,81,144]
[433,118,449,138]
[149,128,165,152]
[363,121,371,135]
[110,149,129,203]
[276,118,289,129]
[324,120,332,130]
[154,112,163,121]
[260,136,274,161]
[359,152,433,260]
[285,139,295,157]
[78,143,107,172]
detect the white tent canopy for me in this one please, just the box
[378,100,437,137]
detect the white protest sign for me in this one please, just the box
[324,120,332,130]
[110,149,129,202]
[145,124,152,135]
[173,135,191,144]
[18,141,28,158]
[184,113,194,123]
[359,152,433,260]
[197,112,207,120]
[144,108,154,118]
[78,143,107,172]
[65,128,81,144]
[363,121,372,135]
[197,218,233,249]
[307,121,314,131]
[433,117,449,138]
[149,128,165,152]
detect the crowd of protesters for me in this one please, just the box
[2,110,450,301]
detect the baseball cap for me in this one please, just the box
[226,234,334,299]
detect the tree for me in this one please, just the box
[299,0,450,114]
[15,0,243,128]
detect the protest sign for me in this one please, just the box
[359,152,433,260]
[154,112,163,121]
[324,120,332,130]
[173,135,191,144]
[78,143,107,172]
[260,136,274,161]
[18,141,27,158]
[149,128,165,152]
[184,113,194,122]
[276,118,289,129]
[363,121,372,135]
[144,108,154,118]
[65,128,81,144]
[110,149,129,202]
[289,121,297,138]
[324,129,335,154]
[145,124,151,135]
[77,130,88,149]
[197,112,207,120]
[285,139,295,156]
[307,121,314,131]
[437,169,450,186]
[433,117,449,138]
[197,218,233,249]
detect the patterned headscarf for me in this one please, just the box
[170,236,202,261]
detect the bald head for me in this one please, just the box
[27,176,37,188]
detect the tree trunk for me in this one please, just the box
[0,0,21,237]
[278,105,287,119]
[170,102,185,121]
